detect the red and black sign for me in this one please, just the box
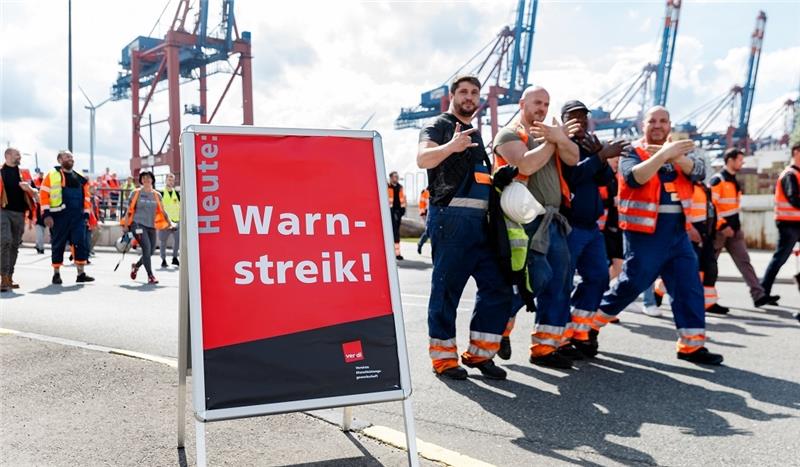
[185,129,405,413]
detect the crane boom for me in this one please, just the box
[653,0,681,106]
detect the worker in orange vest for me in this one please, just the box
[687,181,725,314]
[121,171,172,285]
[416,188,430,254]
[761,142,800,302]
[710,148,778,307]
[387,171,406,260]
[593,106,723,365]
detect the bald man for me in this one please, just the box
[592,106,723,365]
[493,86,581,369]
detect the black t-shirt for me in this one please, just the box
[390,183,403,210]
[419,113,490,206]
[1,164,28,212]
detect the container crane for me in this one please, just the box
[395,0,538,140]
[110,0,253,179]
[674,11,766,151]
[588,0,681,136]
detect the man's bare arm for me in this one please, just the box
[495,140,556,176]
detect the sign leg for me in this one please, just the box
[177,211,190,448]
[402,398,419,467]
[195,420,207,467]
[341,406,353,431]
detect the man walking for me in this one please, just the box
[493,86,580,369]
[417,75,513,380]
[159,173,181,268]
[761,142,800,302]
[40,151,95,284]
[1,148,37,292]
[593,106,724,365]
[710,148,778,307]
[388,171,406,260]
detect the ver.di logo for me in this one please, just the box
[342,340,365,363]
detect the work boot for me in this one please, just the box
[654,293,663,308]
[148,275,159,285]
[570,338,598,358]
[161,259,168,268]
[0,275,11,292]
[497,336,512,360]
[76,272,95,283]
[396,255,404,261]
[463,359,507,380]
[677,347,723,366]
[52,272,63,285]
[435,366,468,380]
[172,257,180,266]
[130,263,139,280]
[706,304,730,315]
[754,295,780,307]
[555,343,585,361]
[36,248,45,254]
[7,275,19,289]
[530,351,573,369]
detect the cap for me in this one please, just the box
[561,100,589,116]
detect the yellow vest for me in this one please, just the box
[47,169,65,211]
[162,188,180,222]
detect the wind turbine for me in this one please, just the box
[78,86,111,175]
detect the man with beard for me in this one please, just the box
[492,86,580,369]
[1,148,38,292]
[592,106,723,365]
[40,150,95,285]
[557,100,626,358]
[417,75,513,380]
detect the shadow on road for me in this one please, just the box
[442,352,798,466]
[28,284,84,295]
[119,284,166,291]
[396,259,431,270]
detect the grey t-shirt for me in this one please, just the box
[132,190,158,228]
[493,125,562,208]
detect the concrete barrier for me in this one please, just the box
[741,195,778,250]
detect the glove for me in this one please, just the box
[493,165,519,190]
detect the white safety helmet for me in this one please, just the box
[500,181,544,225]
[115,232,134,253]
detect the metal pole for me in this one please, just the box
[402,398,420,467]
[89,107,95,175]
[67,0,73,151]
[177,173,189,448]
[195,420,207,467]
[341,407,353,431]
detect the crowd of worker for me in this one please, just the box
[0,148,181,291]
[390,74,800,380]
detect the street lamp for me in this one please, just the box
[78,86,111,176]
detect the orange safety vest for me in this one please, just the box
[120,188,170,230]
[598,186,609,230]
[617,144,693,234]
[774,167,800,222]
[418,189,429,215]
[388,184,406,209]
[687,184,708,224]
[494,126,571,207]
[710,174,740,228]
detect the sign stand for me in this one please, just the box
[176,126,419,466]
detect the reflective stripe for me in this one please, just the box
[40,185,51,193]
[531,337,561,348]
[677,328,705,337]
[430,338,456,347]
[716,197,739,204]
[44,205,65,213]
[509,238,528,248]
[448,198,489,210]
[465,345,495,358]
[775,210,800,218]
[469,331,502,343]
[619,213,656,226]
[687,215,706,223]
[571,308,595,318]
[776,202,796,208]
[719,208,740,217]
[618,199,657,211]
[657,204,683,213]
[430,351,458,360]
[534,324,565,335]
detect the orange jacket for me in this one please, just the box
[709,175,740,229]
[494,126,571,208]
[418,189,429,215]
[775,167,800,222]
[388,183,406,209]
[598,186,609,230]
[39,168,91,215]
[617,144,693,234]
[687,184,708,224]
[120,188,171,230]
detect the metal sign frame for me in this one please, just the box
[177,124,417,466]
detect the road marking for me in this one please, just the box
[0,328,177,368]
[361,425,496,467]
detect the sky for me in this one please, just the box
[1,0,799,190]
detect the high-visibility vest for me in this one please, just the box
[494,125,571,208]
[598,186,609,230]
[710,173,740,228]
[162,188,181,222]
[687,184,708,224]
[39,168,90,214]
[617,143,693,234]
[388,184,406,209]
[418,189,429,215]
[121,189,171,230]
[505,217,529,274]
[774,167,800,222]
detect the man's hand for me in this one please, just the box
[447,122,479,153]
[598,139,627,161]
[720,225,734,238]
[579,134,604,155]
[44,216,54,228]
[688,225,702,244]
[530,118,575,145]
[657,139,695,161]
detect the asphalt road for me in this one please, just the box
[2,243,799,466]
